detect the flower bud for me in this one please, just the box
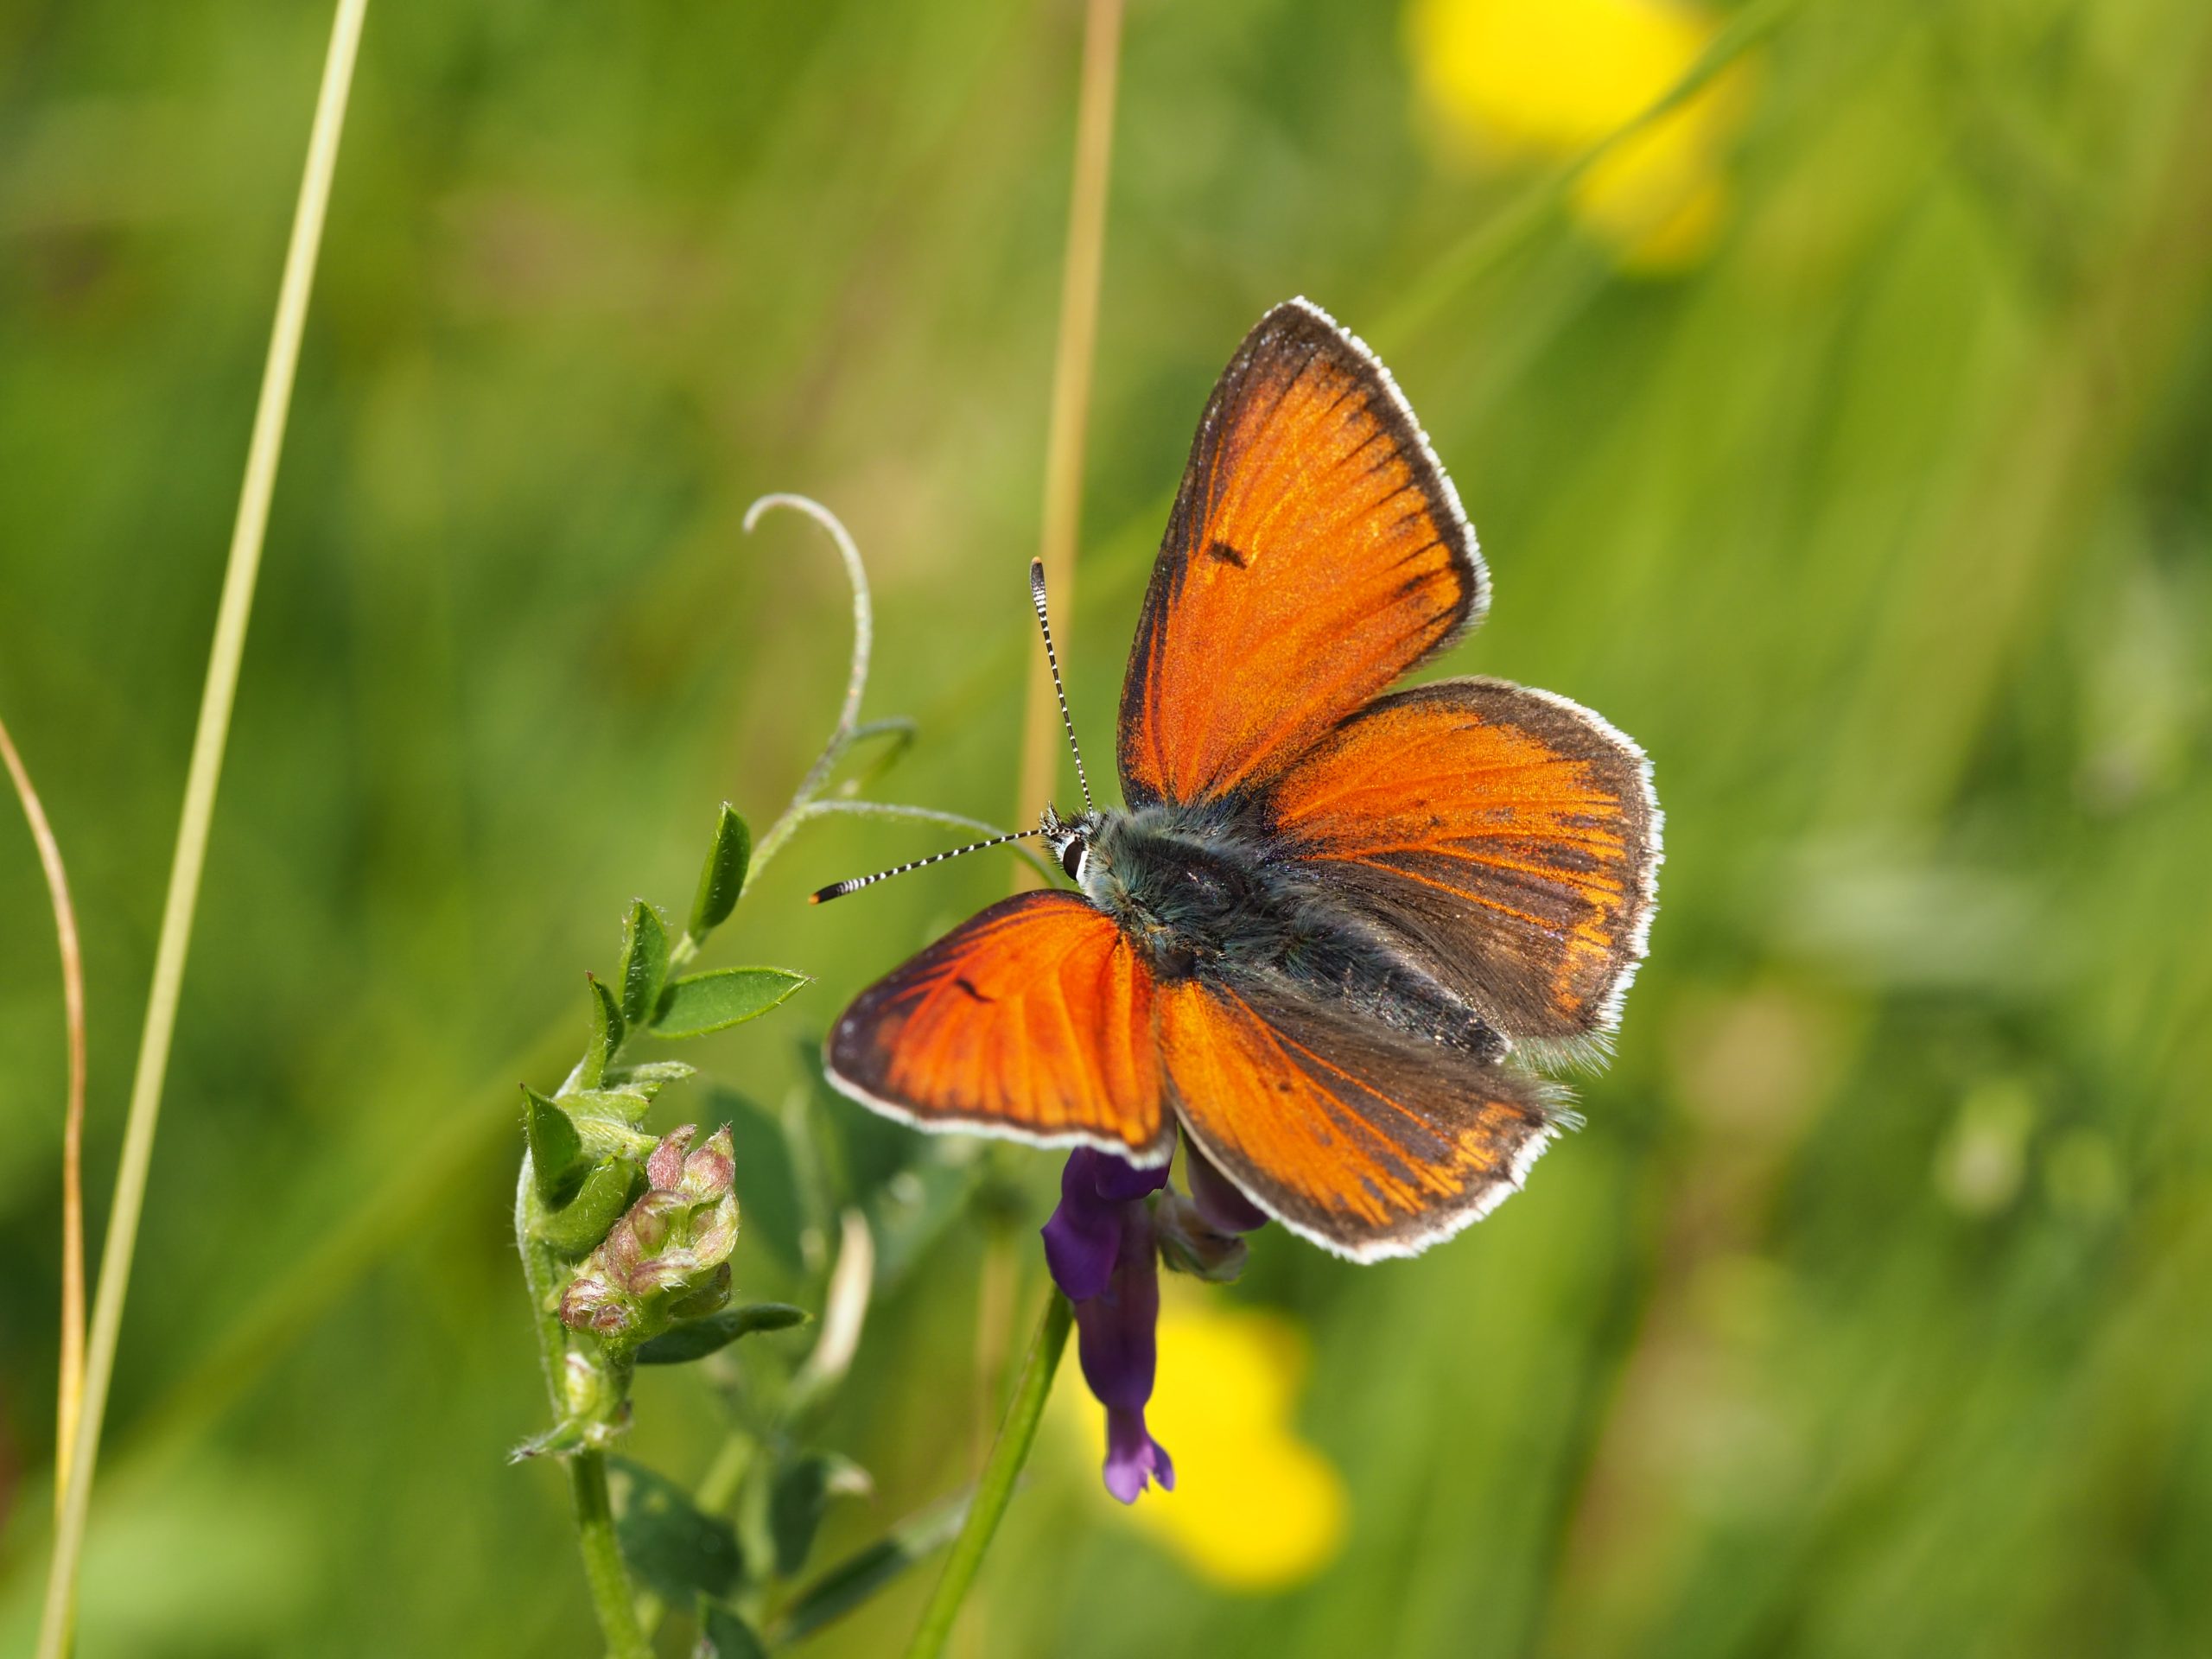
[557,1123,741,1350]
[1153,1192,1250,1284]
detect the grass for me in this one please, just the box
[3,1,2210,1655]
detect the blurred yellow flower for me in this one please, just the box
[1052,1290,1348,1591]
[1406,0,1753,271]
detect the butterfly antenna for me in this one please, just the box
[1029,558,1095,813]
[810,830,1046,905]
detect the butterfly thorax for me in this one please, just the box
[1058,803,1507,1062]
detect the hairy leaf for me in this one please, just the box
[524,1087,586,1206]
[696,1602,768,1659]
[769,1451,870,1579]
[652,968,807,1039]
[611,1459,743,1605]
[636,1303,809,1366]
[772,1491,969,1643]
[689,804,753,939]
[582,974,626,1087]
[533,1159,642,1257]
[619,899,671,1027]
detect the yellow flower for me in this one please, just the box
[1052,1289,1348,1591]
[1406,0,1753,271]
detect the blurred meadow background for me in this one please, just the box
[5,0,2212,1653]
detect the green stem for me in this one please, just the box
[570,1452,650,1659]
[902,1291,1073,1659]
[34,6,369,1655]
[516,1164,650,1659]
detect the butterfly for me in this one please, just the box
[817,298,1661,1261]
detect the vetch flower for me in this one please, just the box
[1406,0,1756,271]
[1042,1133,1274,1503]
[1154,1141,1268,1283]
[558,1123,739,1349]
[1041,1146,1170,1300]
[1080,1193,1173,1503]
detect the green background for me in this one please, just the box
[4,0,2210,1653]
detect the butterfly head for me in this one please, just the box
[1040,803,1108,894]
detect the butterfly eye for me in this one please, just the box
[1059,840,1089,884]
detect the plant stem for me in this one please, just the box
[0,715,89,1524]
[34,4,367,1654]
[902,1291,1073,1659]
[516,1166,651,1659]
[1013,0,1125,853]
[570,1452,650,1659]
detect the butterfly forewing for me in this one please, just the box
[823,892,1169,1160]
[1264,677,1661,1046]
[1117,298,1484,810]
[1157,976,1560,1261]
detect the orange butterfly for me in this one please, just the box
[817,299,1661,1260]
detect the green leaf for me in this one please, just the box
[769,1452,870,1579]
[507,1416,591,1463]
[696,1602,769,1659]
[524,1087,586,1207]
[636,1303,808,1366]
[582,974,626,1087]
[610,1058,696,1098]
[652,967,807,1039]
[833,718,916,792]
[618,899,671,1027]
[562,1087,654,1131]
[689,804,753,939]
[772,1491,970,1644]
[532,1158,642,1256]
[611,1458,743,1605]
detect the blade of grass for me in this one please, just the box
[0,715,89,1525]
[1012,0,1125,856]
[1375,0,1804,355]
[931,1,1126,1646]
[902,1292,1073,1659]
[34,3,369,1652]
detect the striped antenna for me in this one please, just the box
[1029,558,1095,812]
[810,830,1045,905]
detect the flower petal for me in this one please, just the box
[1088,1137,1174,1205]
[1103,1407,1174,1503]
[1073,1202,1161,1414]
[1185,1138,1269,1234]
[1043,1166,1126,1302]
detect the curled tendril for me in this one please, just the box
[745,493,872,804]
[741,494,1046,891]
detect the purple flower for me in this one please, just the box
[1071,1190,1173,1503]
[1042,1145,1171,1300]
[1185,1140,1268,1235]
[1042,1128,1271,1503]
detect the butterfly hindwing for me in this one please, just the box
[1117,298,1484,810]
[1264,677,1661,1046]
[823,891,1169,1161]
[1157,975,1561,1261]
